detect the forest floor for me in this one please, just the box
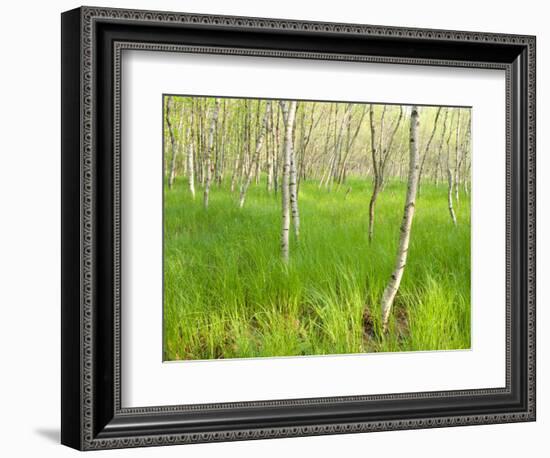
[163,177,471,361]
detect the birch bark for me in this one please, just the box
[216,99,227,186]
[266,106,274,192]
[203,98,220,209]
[432,109,448,186]
[289,112,300,239]
[186,100,195,199]
[280,100,298,263]
[454,109,462,205]
[336,105,367,186]
[165,96,178,190]
[417,106,442,191]
[446,110,458,225]
[380,105,421,331]
[238,101,272,208]
[329,103,352,188]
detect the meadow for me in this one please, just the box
[163,177,471,361]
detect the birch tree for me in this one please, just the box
[319,104,336,189]
[238,101,272,208]
[186,99,196,199]
[446,110,458,225]
[328,103,353,189]
[380,105,421,331]
[454,109,462,205]
[336,105,367,186]
[289,102,300,239]
[280,100,298,263]
[203,98,220,209]
[272,104,282,194]
[230,105,246,193]
[433,109,449,187]
[460,120,471,195]
[266,106,275,192]
[417,106,442,191]
[297,103,322,193]
[165,96,179,190]
[216,99,227,187]
[367,104,403,243]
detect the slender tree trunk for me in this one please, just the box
[172,104,185,188]
[367,104,380,243]
[319,103,338,188]
[296,103,319,193]
[461,121,471,196]
[266,106,274,192]
[446,111,458,225]
[367,105,403,242]
[289,119,300,239]
[417,106,442,191]
[280,100,297,263]
[230,108,244,193]
[434,109,449,187]
[186,100,196,199]
[203,98,220,209]
[320,154,336,189]
[273,104,281,194]
[447,167,457,225]
[337,105,367,186]
[330,104,352,187]
[230,154,239,192]
[380,105,421,331]
[165,96,178,190]
[368,180,380,243]
[319,104,335,189]
[454,109,461,205]
[242,100,252,186]
[198,100,205,186]
[217,99,227,187]
[326,104,339,190]
[239,101,271,208]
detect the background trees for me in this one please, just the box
[164,97,470,209]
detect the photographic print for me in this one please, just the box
[163,96,471,361]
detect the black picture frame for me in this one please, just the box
[61,6,536,450]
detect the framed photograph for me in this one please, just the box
[61,6,536,450]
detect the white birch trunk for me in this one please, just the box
[186,102,195,199]
[446,111,458,225]
[266,108,274,192]
[454,109,461,205]
[380,105,421,331]
[165,96,178,190]
[280,100,297,263]
[418,106,442,191]
[368,104,379,243]
[329,103,352,187]
[169,107,184,189]
[238,101,272,208]
[434,108,449,186]
[447,167,457,225]
[203,98,220,209]
[216,100,227,187]
[289,137,300,239]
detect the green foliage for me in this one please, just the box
[163,178,471,360]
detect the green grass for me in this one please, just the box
[163,177,471,360]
